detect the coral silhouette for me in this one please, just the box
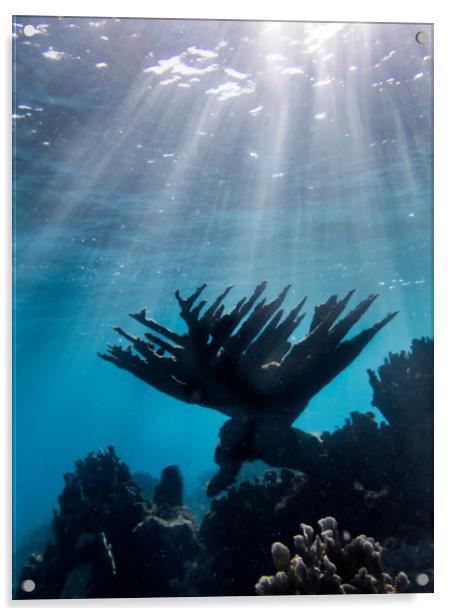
[100,281,397,495]
[15,353,434,603]
[16,339,432,599]
[368,337,433,445]
[15,448,197,599]
[367,337,434,540]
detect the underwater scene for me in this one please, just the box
[12,17,433,598]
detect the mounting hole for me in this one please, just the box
[416,573,429,586]
[22,25,37,37]
[415,31,429,44]
[21,579,36,593]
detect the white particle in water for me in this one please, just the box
[281,67,305,76]
[312,77,334,88]
[187,46,218,60]
[206,80,255,101]
[224,67,248,80]
[265,53,286,64]
[249,105,263,116]
[381,50,396,62]
[42,47,66,61]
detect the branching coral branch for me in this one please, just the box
[100,282,397,422]
[100,282,397,494]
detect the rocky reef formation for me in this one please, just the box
[15,447,197,599]
[255,517,410,594]
[186,339,433,596]
[100,281,397,495]
[368,337,433,531]
[190,422,433,594]
[13,522,52,588]
[368,337,433,433]
[15,337,433,598]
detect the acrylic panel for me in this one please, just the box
[12,16,433,598]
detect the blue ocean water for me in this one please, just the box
[12,17,432,555]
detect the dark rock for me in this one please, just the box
[154,465,183,512]
[14,448,198,599]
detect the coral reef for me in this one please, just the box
[255,517,410,594]
[368,337,433,434]
[15,447,198,599]
[368,338,433,493]
[189,468,307,596]
[13,522,52,588]
[154,465,183,513]
[192,334,434,596]
[381,538,433,593]
[15,337,433,598]
[367,337,434,539]
[100,281,397,494]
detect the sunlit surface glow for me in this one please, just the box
[13,17,432,552]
